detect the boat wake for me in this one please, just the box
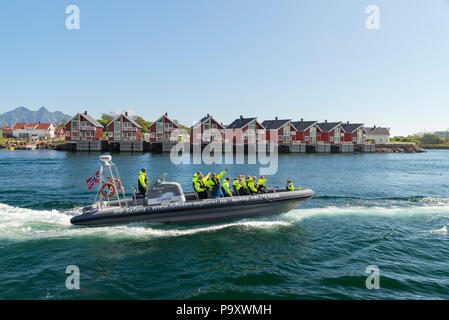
[2,200,449,242]
[0,203,291,242]
[425,225,448,234]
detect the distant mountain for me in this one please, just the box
[0,107,72,126]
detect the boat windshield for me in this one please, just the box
[147,173,167,188]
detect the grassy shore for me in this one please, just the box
[421,144,449,149]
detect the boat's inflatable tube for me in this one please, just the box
[71,188,313,226]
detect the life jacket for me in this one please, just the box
[221,180,232,196]
[207,178,221,191]
[287,183,295,191]
[234,179,242,191]
[194,179,205,192]
[192,174,198,189]
[248,180,258,193]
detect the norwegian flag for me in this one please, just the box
[86,171,100,191]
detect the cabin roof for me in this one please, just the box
[291,120,317,131]
[364,127,390,135]
[109,113,142,129]
[341,123,364,133]
[226,117,257,129]
[65,113,103,128]
[261,119,291,130]
[317,122,341,132]
[36,123,52,130]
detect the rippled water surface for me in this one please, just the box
[1,150,449,299]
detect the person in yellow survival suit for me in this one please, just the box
[221,177,233,197]
[247,176,259,194]
[233,175,243,196]
[205,168,229,198]
[286,180,295,191]
[257,176,267,193]
[138,168,148,205]
[194,172,210,199]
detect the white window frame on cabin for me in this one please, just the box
[156,121,163,134]
[330,136,334,142]
[305,136,309,142]
[150,132,155,138]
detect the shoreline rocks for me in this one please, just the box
[375,143,425,153]
[0,138,66,150]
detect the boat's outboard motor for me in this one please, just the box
[147,182,186,205]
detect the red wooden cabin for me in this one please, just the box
[65,111,103,141]
[107,112,142,141]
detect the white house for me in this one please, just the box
[364,126,390,144]
[12,123,55,139]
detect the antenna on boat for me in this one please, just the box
[95,154,126,211]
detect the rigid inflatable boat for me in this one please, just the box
[70,155,313,226]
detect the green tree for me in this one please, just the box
[420,134,443,145]
[134,116,151,133]
[98,113,114,129]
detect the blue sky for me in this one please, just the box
[1,0,448,136]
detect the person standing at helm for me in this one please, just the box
[138,168,148,205]
[221,177,233,197]
[286,180,295,191]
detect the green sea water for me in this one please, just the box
[1,150,449,299]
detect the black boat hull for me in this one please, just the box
[70,189,313,226]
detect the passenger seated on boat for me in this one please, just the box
[194,173,209,199]
[286,180,295,191]
[205,169,228,198]
[247,177,259,194]
[221,177,233,197]
[232,176,241,196]
[257,176,267,193]
[233,176,246,196]
[238,176,250,195]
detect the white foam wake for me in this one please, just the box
[3,201,449,242]
[0,203,291,241]
[425,225,448,234]
[282,204,449,222]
